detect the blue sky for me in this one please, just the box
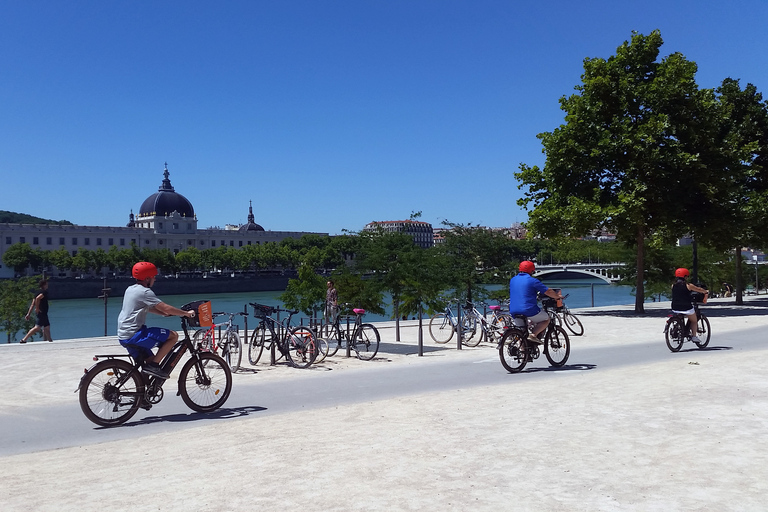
[2,1,767,235]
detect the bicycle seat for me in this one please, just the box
[489,305,501,311]
[353,308,366,315]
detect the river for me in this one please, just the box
[4,279,641,343]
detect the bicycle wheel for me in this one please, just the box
[353,323,380,360]
[498,329,528,373]
[694,314,711,348]
[562,311,584,336]
[460,314,477,345]
[544,325,570,367]
[286,326,317,368]
[193,328,213,352]
[178,352,232,412]
[429,313,454,343]
[665,317,685,352]
[314,337,330,363]
[248,326,266,365]
[79,359,144,427]
[221,331,242,372]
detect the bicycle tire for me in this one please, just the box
[79,359,144,427]
[544,325,570,367]
[498,329,528,373]
[286,326,317,369]
[562,311,584,336]
[193,328,213,352]
[429,313,454,343]
[462,316,483,347]
[694,314,711,348]
[221,331,242,372]
[314,337,330,363]
[178,352,232,412]
[665,317,685,352]
[353,323,380,360]
[248,326,266,365]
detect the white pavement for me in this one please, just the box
[2,296,768,511]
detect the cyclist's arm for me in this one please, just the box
[151,302,195,318]
[542,288,562,299]
[687,283,709,294]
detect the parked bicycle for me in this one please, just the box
[498,305,570,373]
[541,293,584,336]
[459,301,512,346]
[77,301,232,427]
[247,303,318,368]
[193,311,246,372]
[323,304,380,360]
[664,294,711,352]
[428,300,476,344]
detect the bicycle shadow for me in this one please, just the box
[517,363,597,374]
[115,405,267,429]
[677,346,733,353]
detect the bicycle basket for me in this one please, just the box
[181,300,213,327]
[251,303,273,319]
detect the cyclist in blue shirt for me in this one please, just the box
[509,261,563,344]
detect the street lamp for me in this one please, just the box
[754,255,759,295]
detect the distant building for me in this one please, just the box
[363,220,434,249]
[0,164,326,278]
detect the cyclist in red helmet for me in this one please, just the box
[671,268,708,343]
[117,262,195,379]
[509,260,563,344]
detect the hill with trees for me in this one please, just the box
[0,211,73,225]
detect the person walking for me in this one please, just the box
[20,279,53,343]
[325,280,338,324]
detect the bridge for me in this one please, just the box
[534,263,625,284]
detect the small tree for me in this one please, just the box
[0,277,37,342]
[280,263,327,317]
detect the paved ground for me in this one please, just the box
[2,296,767,511]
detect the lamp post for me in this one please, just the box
[754,255,759,295]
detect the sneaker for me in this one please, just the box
[142,362,170,379]
[691,336,702,343]
[19,339,27,344]
[527,334,543,345]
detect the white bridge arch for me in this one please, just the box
[534,263,624,283]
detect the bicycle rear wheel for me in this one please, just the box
[694,314,711,348]
[248,326,266,365]
[286,326,317,369]
[544,325,570,367]
[499,329,528,373]
[353,323,380,360]
[314,337,330,363]
[221,331,242,372]
[562,311,584,336]
[460,314,477,345]
[429,313,454,343]
[178,352,232,412]
[665,317,685,352]
[79,359,144,427]
[193,328,213,352]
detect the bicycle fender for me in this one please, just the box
[75,361,101,393]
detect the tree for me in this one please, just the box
[516,30,713,313]
[2,243,34,274]
[0,277,37,342]
[280,263,327,316]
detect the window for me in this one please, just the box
[211,240,216,247]
[145,239,150,244]
[84,238,90,246]
[159,240,164,245]
[72,238,77,245]
[96,238,102,246]
[59,237,65,245]
[159,223,163,229]
[173,223,179,230]
[108,238,114,245]
[238,241,243,247]
[46,237,52,245]
[221,240,225,246]
[72,250,77,256]
[188,240,193,246]
[120,238,125,246]
[33,237,39,245]
[187,223,192,230]
[229,241,234,247]
[20,237,26,243]
[5,237,11,244]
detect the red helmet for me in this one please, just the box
[519,261,536,274]
[675,268,690,278]
[132,261,158,281]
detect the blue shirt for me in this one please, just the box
[509,272,549,317]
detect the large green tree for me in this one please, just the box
[0,277,37,342]
[516,30,714,313]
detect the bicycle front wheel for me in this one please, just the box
[499,329,528,373]
[665,317,685,352]
[694,315,711,348]
[562,311,584,336]
[429,313,454,343]
[286,326,317,369]
[248,326,266,365]
[353,323,380,360]
[178,352,232,412]
[221,331,242,372]
[79,359,144,427]
[544,325,570,367]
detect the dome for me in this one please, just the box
[238,201,265,232]
[138,164,195,219]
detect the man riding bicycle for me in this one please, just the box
[509,260,563,344]
[671,267,708,343]
[117,262,195,379]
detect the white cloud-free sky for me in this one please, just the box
[2,0,766,234]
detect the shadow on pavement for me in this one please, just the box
[580,299,768,319]
[519,363,597,374]
[112,405,267,429]
[678,346,733,353]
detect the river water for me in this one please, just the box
[4,279,639,343]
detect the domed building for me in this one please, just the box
[238,201,265,233]
[134,163,197,234]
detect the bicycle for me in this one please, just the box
[460,301,513,346]
[323,304,380,360]
[77,300,232,427]
[541,294,584,336]
[247,303,318,368]
[428,300,476,344]
[664,294,711,352]
[498,306,570,373]
[193,311,246,372]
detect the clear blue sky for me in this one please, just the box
[2,1,767,235]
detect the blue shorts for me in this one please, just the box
[119,326,172,360]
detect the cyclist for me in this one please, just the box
[671,268,708,343]
[117,262,195,379]
[509,261,563,344]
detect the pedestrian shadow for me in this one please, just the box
[112,405,268,429]
[519,363,597,374]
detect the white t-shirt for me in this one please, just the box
[117,284,162,340]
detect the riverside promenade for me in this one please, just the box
[2,296,767,511]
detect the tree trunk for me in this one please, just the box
[635,226,645,314]
[735,247,744,305]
